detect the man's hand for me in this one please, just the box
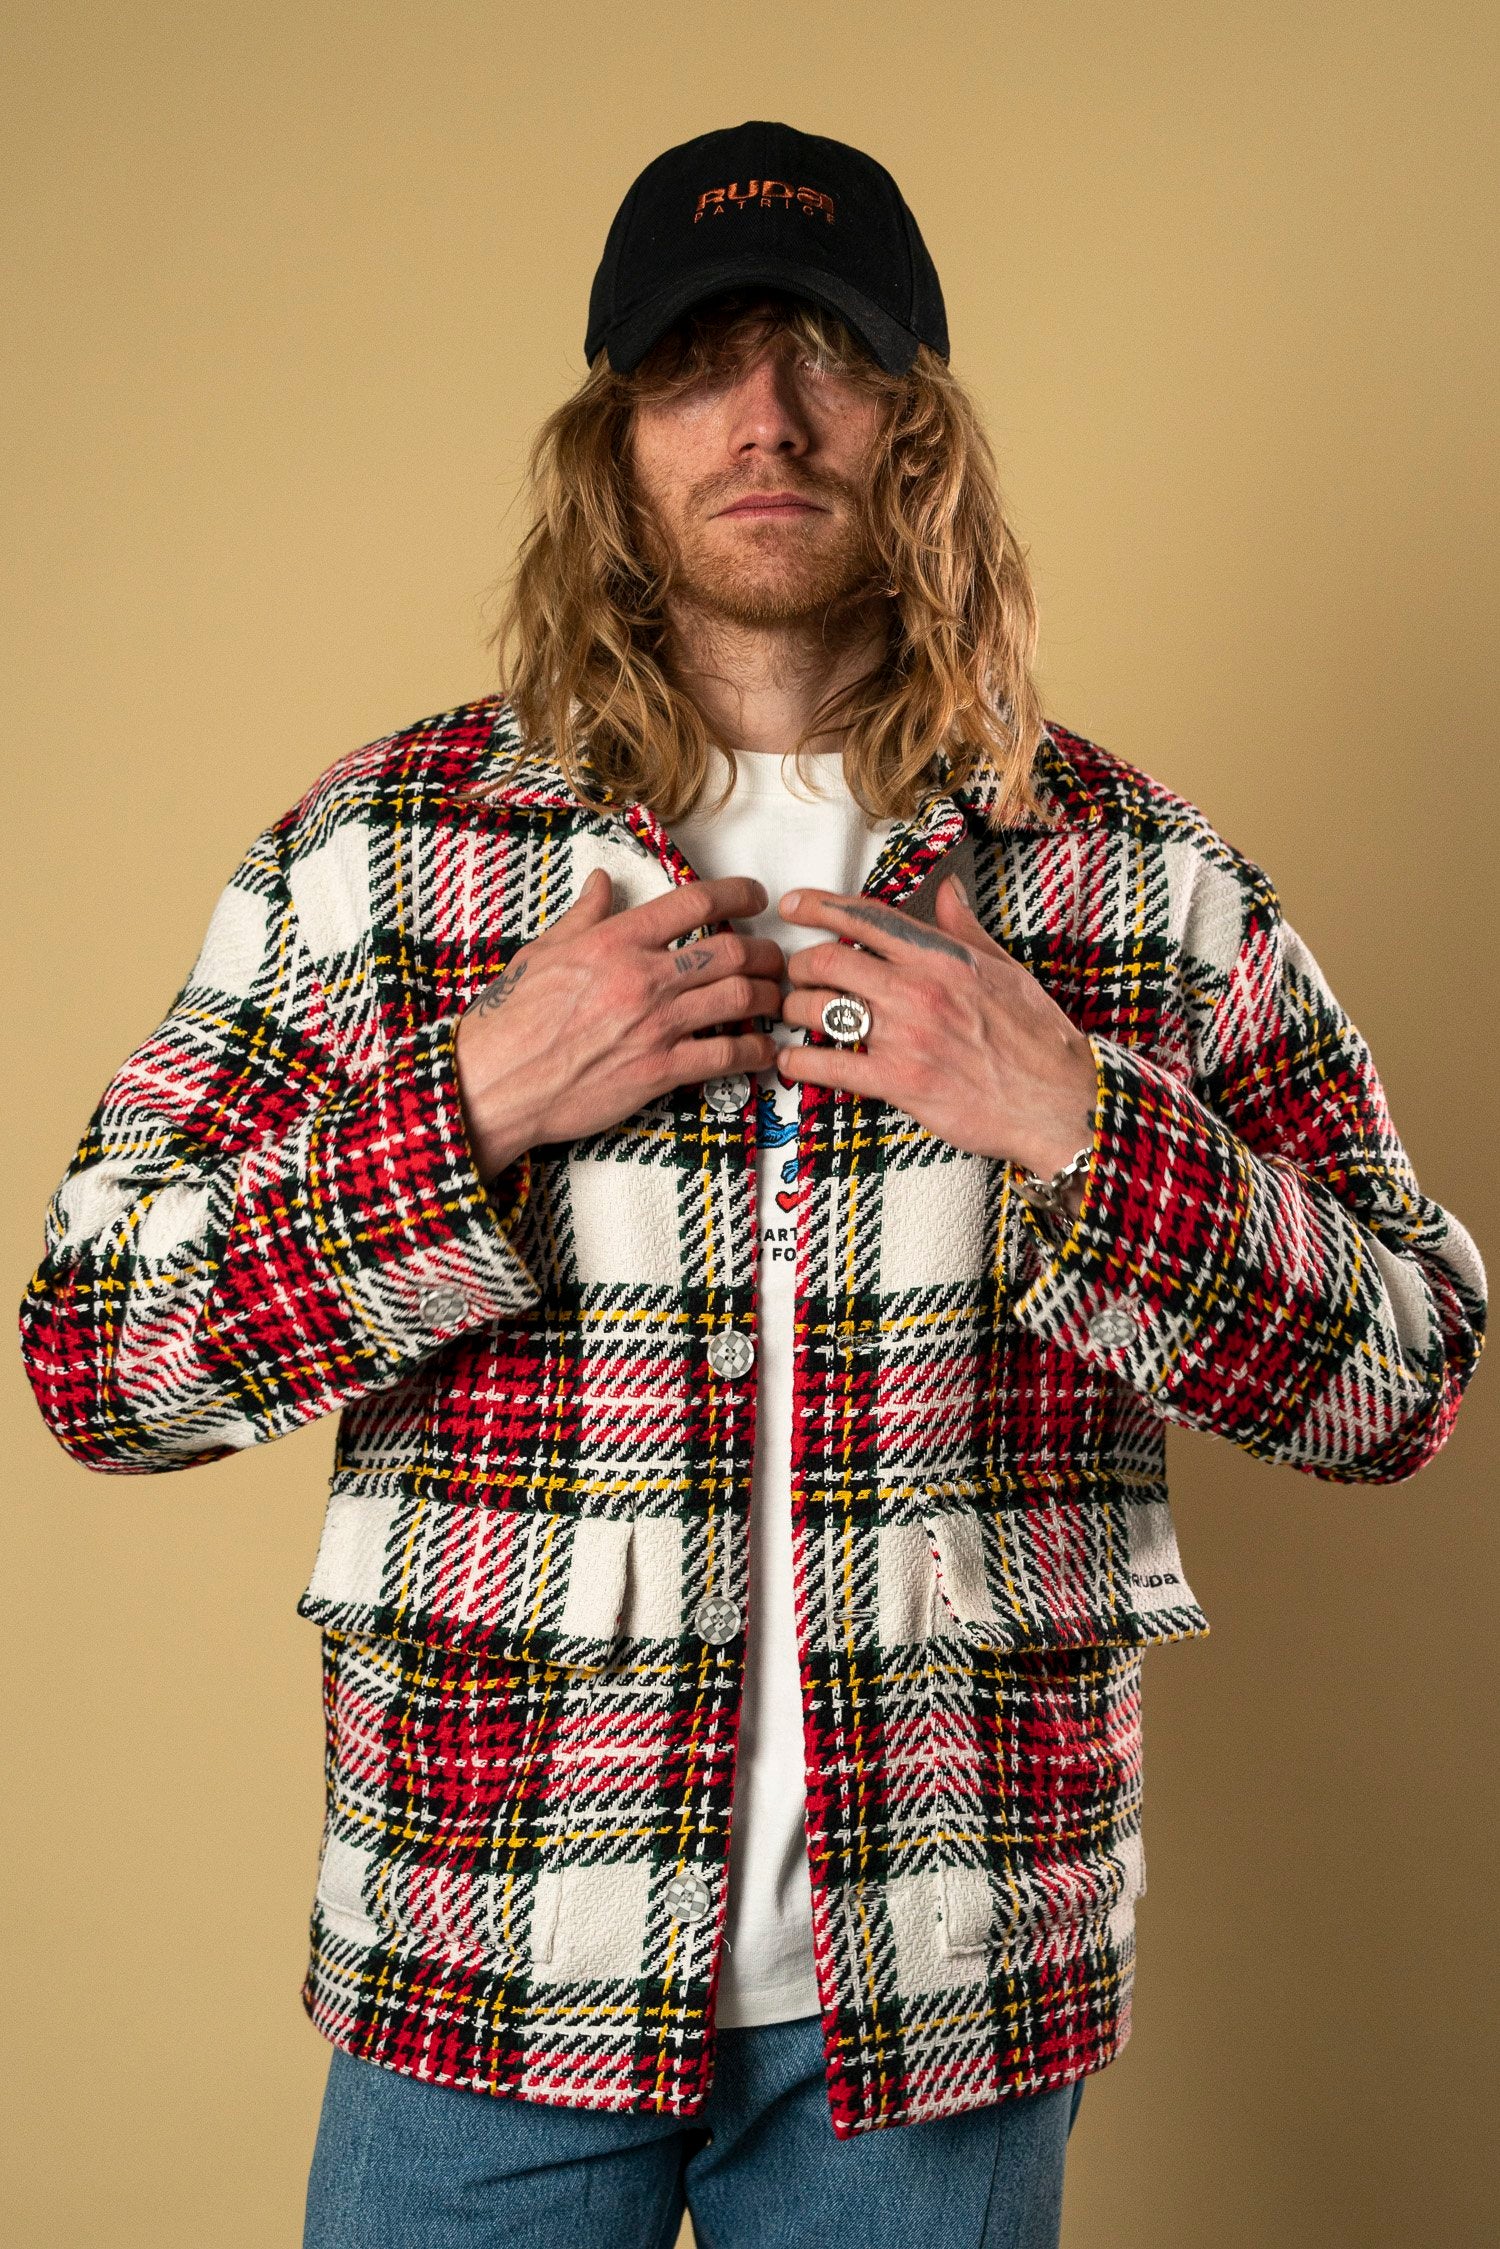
[455,869,781,1178]
[777,875,1100,1214]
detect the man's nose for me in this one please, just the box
[725,353,810,459]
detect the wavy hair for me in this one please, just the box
[482,292,1051,827]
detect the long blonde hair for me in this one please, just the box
[484,292,1051,826]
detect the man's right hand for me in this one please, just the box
[454,869,781,1179]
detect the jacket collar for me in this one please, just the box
[472,696,1101,842]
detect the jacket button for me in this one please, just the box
[692,1594,741,1645]
[416,1281,469,1330]
[664,1870,712,1923]
[703,1074,751,1118]
[1088,1298,1140,1350]
[706,1329,754,1379]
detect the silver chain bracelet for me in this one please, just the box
[1014,1144,1094,1222]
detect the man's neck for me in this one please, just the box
[663,600,886,759]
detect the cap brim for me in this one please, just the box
[598,257,923,376]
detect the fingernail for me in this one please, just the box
[780,890,801,914]
[950,876,969,906]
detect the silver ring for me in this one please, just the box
[821,993,873,1047]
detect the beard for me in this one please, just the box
[632,467,885,634]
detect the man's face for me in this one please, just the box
[627,303,889,630]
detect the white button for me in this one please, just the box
[703,1074,751,1118]
[664,1870,712,1923]
[692,1595,741,1645]
[1088,1299,1140,1350]
[416,1281,469,1329]
[615,826,651,858]
[706,1329,754,1379]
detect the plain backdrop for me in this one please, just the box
[3,4,1496,2244]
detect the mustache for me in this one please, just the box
[690,466,853,513]
[624,466,883,611]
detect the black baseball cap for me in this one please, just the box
[584,121,949,377]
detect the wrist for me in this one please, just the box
[1014,1038,1099,1190]
[460,1097,536,1185]
[1015,1140,1094,1224]
[454,1022,541,1182]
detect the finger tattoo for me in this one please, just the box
[472,957,529,1012]
[673,945,715,975]
[838,901,972,962]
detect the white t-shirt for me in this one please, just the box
[669,746,894,2027]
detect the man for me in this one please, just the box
[20,120,1486,2248]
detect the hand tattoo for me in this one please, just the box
[837,901,973,963]
[471,957,528,1013]
[673,945,715,975]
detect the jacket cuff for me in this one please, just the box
[1008,1031,1260,1400]
[205,1014,540,1388]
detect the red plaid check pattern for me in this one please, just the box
[20,695,1486,2135]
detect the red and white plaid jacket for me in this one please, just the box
[20,695,1486,2135]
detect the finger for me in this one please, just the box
[735,935,787,981]
[783,940,900,1001]
[662,931,786,992]
[781,982,906,1042]
[775,1039,884,1098]
[671,977,785,1034]
[626,877,769,949]
[932,873,1011,960]
[779,887,977,970]
[666,1030,777,1086]
[528,865,614,947]
[779,985,877,1039]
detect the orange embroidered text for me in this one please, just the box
[694,181,836,223]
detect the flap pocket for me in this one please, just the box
[297,1484,665,1671]
[925,1487,1208,1651]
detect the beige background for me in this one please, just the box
[4,3,1496,2243]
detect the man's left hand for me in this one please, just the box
[776,875,1100,1214]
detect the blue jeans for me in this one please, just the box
[303,2016,1087,2248]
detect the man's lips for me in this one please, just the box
[714,494,826,519]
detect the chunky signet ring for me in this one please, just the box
[821,994,873,1046]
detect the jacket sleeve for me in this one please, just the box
[19,819,542,1473]
[1008,851,1487,1483]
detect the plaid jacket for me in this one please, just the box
[20,694,1486,2136]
